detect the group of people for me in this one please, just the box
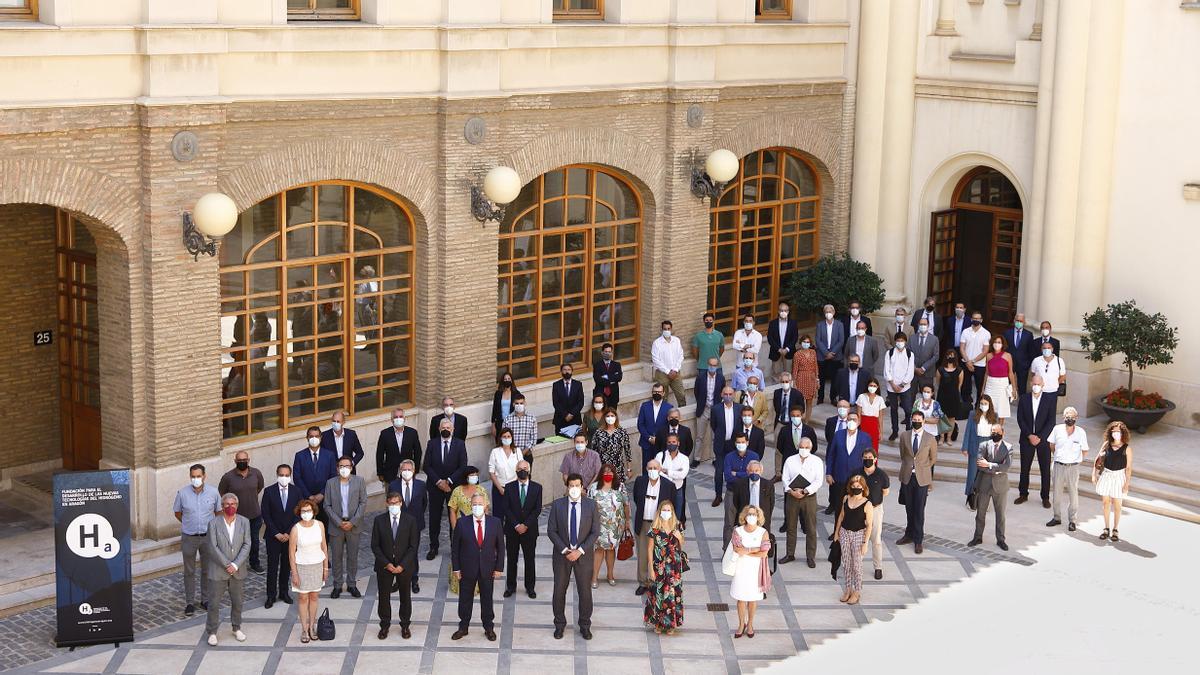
[177,297,1135,645]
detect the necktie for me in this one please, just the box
[792,425,801,448]
[281,488,287,508]
[1014,331,1020,347]
[569,501,579,548]
[404,482,410,506]
[442,440,448,462]
[476,519,483,547]
[520,483,526,506]
[312,451,318,465]
[391,517,398,538]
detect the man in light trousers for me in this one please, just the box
[1046,406,1089,531]
[324,456,369,597]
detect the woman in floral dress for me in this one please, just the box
[644,500,685,635]
[591,408,632,483]
[790,334,819,421]
[588,463,630,588]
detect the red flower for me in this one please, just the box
[1104,387,1167,410]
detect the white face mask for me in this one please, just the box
[1043,349,1054,358]
[647,469,660,481]
[743,358,754,367]
[1042,329,1051,337]
[605,415,616,425]
[444,406,455,417]
[575,443,587,453]
[471,504,485,518]
[791,416,803,425]
[956,309,965,317]
[190,476,203,488]
[300,510,314,521]
[736,443,748,454]
[744,322,754,330]
[467,475,479,485]
[388,504,402,516]
[922,391,932,400]
[568,486,582,500]
[850,308,860,317]
[307,437,321,448]
[593,402,604,410]
[838,408,848,418]
[824,312,834,321]
[895,342,906,350]
[979,403,990,412]
[799,447,811,458]
[993,343,1003,351]
[868,385,878,394]
[896,315,905,324]
[781,382,791,390]
[501,437,513,446]
[514,404,525,413]
[856,329,866,338]
[919,325,929,334]
[1032,385,1042,395]
[745,515,759,526]
[662,330,672,339]
[392,417,405,429]
[338,467,351,478]
[331,421,343,432]
[801,341,811,349]
[277,475,290,487]
[1111,432,1122,444]
[659,510,673,521]
[742,417,753,426]
[847,420,859,431]
[400,469,414,481]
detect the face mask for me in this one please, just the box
[593,402,605,410]
[993,343,1003,351]
[516,470,530,480]
[971,319,982,326]
[704,320,714,329]
[652,393,663,402]
[743,358,754,367]
[659,510,673,521]
[749,473,760,482]
[662,330,672,339]
[1014,321,1023,330]
[709,365,720,374]
[801,341,811,350]
[848,362,859,371]
[742,417,753,426]
[222,504,237,516]
[1065,417,1076,426]
[300,510,314,522]
[956,309,965,318]
[235,460,249,471]
[647,469,661,480]
[779,311,788,319]
[568,486,582,500]
[669,418,680,427]
[863,459,874,469]
[388,504,402,516]
[846,420,859,431]
[990,434,1004,443]
[1043,349,1054,358]
[1112,432,1123,444]
[722,395,734,404]
[444,406,455,417]
[926,304,935,311]
[979,403,990,412]
[746,515,759,526]
[467,475,479,485]
[868,385,878,394]
[307,437,321,448]
[277,475,290,487]
[575,443,587,453]
[849,487,863,496]
[603,353,613,362]
[191,477,203,488]
[331,421,343,432]
[850,308,860,317]
[919,325,929,334]
[1032,385,1042,395]
[896,315,905,324]
[440,429,451,439]
[922,391,932,400]
[393,417,405,428]
[736,443,748,454]
[895,342,906,350]
[799,447,811,458]
[838,408,848,418]
[856,329,866,338]
[1042,329,1051,337]
[791,416,803,425]
[744,322,754,330]
[602,473,614,483]
[471,505,485,518]
[503,379,513,387]
[605,415,617,425]
[781,382,791,390]
[514,403,526,413]
[825,312,834,321]
[338,467,351,478]
[401,469,414,480]
[501,436,513,447]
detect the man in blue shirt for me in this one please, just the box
[173,463,221,616]
[722,432,760,486]
[730,349,766,393]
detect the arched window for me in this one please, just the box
[498,165,641,380]
[218,182,415,440]
[708,147,821,336]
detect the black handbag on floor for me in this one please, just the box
[316,607,335,641]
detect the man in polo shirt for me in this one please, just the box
[1046,406,1089,531]
[959,311,991,406]
[174,463,221,616]
[691,312,725,380]
[218,451,265,574]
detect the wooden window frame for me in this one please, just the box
[497,164,641,382]
[0,0,38,19]
[755,0,792,21]
[553,0,605,21]
[287,0,360,21]
[218,181,415,442]
[707,147,821,338]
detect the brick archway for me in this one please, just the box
[504,127,666,197]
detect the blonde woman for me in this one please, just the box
[833,474,874,605]
[1093,421,1134,542]
[643,501,685,635]
[288,499,328,643]
[728,505,771,638]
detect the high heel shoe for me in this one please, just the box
[746,626,755,638]
[733,625,745,638]
[1100,528,1110,540]
[300,629,310,644]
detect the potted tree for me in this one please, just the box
[784,252,886,319]
[1080,300,1179,433]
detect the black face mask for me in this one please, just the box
[863,459,874,468]
[516,470,530,481]
[667,444,679,453]
[971,319,982,326]
[849,487,863,496]
[235,460,249,471]
[1065,418,1076,426]
[925,304,934,311]
[440,429,451,439]
[990,434,1004,443]
[669,420,679,427]
[652,393,663,402]
[502,380,512,388]
[848,363,859,371]
[562,373,572,380]
[704,321,714,328]
[749,474,760,482]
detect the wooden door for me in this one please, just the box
[986,214,1023,333]
[926,209,958,308]
[57,216,101,470]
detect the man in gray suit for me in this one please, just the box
[896,410,938,554]
[910,315,940,392]
[205,493,251,646]
[842,319,882,377]
[546,473,600,640]
[324,456,368,598]
[969,424,1013,551]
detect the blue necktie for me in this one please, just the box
[569,501,579,548]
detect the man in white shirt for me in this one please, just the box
[779,438,824,567]
[959,311,991,405]
[655,434,690,528]
[1046,406,1089,531]
[883,333,916,440]
[1029,345,1065,396]
[731,314,764,365]
[651,319,687,407]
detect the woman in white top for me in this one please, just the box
[914,384,943,437]
[288,499,328,644]
[731,314,764,364]
[728,505,771,638]
[854,378,887,450]
[488,427,521,521]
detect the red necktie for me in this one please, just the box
[475,519,483,547]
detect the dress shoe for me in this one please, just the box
[874,569,882,580]
[184,604,196,616]
[527,590,537,599]
[635,585,647,596]
[888,431,898,441]
[1014,495,1028,505]
[503,589,515,598]
[348,586,362,598]
[426,549,438,561]
[279,594,293,605]
[485,629,497,641]
[401,626,411,639]
[331,586,342,599]
[778,523,787,533]
[711,496,722,507]
[1042,498,1052,508]
[1068,522,1076,532]
[553,627,565,639]
[967,537,982,547]
[807,559,816,569]
[914,543,923,554]
[997,541,1009,551]
[778,554,796,565]
[264,598,275,609]
[1046,518,1062,527]
[451,629,468,640]
[411,582,420,594]
[690,459,700,468]
[580,628,593,640]
[896,536,912,545]
[951,423,959,442]
[200,601,209,611]
[378,628,389,640]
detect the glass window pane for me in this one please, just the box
[287,187,313,227]
[318,184,346,222]
[318,224,347,256]
[544,171,565,199]
[354,189,412,248]
[287,225,314,260]
[222,198,278,266]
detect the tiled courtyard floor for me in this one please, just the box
[7,470,1031,675]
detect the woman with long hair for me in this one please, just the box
[588,463,630,588]
[643,500,685,635]
[854,377,886,449]
[1093,421,1134,542]
[592,408,633,483]
[728,505,771,638]
[982,335,1017,421]
[791,334,819,421]
[490,370,521,442]
[960,395,999,510]
[936,349,966,444]
[833,474,873,605]
[584,393,608,442]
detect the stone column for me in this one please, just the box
[1031,0,1045,40]
[847,0,891,270]
[934,0,958,35]
[1019,0,1059,319]
[1034,0,1090,331]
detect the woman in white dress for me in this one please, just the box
[288,499,328,643]
[728,505,772,638]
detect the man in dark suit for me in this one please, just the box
[1016,375,1057,508]
[942,302,969,353]
[825,411,872,516]
[911,296,941,339]
[825,399,850,447]
[840,301,873,341]
[293,426,338,530]
[842,322,883,379]
[450,492,504,641]
[387,459,427,593]
[636,383,673,470]
[1003,313,1035,394]
[910,316,941,393]
[425,418,469,560]
[552,363,585,435]
[260,464,300,608]
[767,300,798,384]
[723,460,774,543]
[321,410,364,470]
[693,358,725,467]
[428,396,468,441]
[653,409,694,458]
[502,460,542,599]
[371,491,420,640]
[546,474,600,640]
[631,461,677,595]
[709,386,742,506]
[772,372,804,430]
[968,423,1013,551]
[592,342,623,407]
[833,354,870,405]
[376,408,422,484]
[735,408,766,458]
[897,411,937,554]
[774,404,819,483]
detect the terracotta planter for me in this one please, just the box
[1096,397,1176,434]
